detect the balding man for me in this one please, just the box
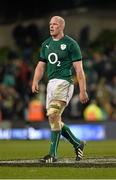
[32,16,89,163]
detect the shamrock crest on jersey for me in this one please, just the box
[60,44,66,50]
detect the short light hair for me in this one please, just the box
[50,16,65,30]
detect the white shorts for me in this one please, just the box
[46,79,74,109]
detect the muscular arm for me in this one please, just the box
[73,61,86,92]
[73,61,89,103]
[32,61,46,93]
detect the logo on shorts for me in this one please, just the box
[60,44,66,50]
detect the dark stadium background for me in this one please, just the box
[0,0,116,140]
[0,0,116,23]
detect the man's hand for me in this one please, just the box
[32,81,39,93]
[79,91,89,104]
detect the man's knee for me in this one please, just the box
[49,112,59,122]
[47,101,65,131]
[47,100,66,117]
[49,117,61,131]
[48,112,61,131]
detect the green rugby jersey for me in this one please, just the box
[40,35,82,83]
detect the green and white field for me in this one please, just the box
[0,139,116,179]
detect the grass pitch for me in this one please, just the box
[0,139,116,178]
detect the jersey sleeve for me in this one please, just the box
[70,41,82,62]
[39,43,47,63]
[40,43,45,59]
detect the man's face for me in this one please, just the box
[49,17,62,37]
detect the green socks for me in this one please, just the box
[49,124,81,157]
[61,124,81,148]
[49,130,61,157]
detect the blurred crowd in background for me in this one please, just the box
[0,23,116,124]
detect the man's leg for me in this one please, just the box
[61,122,85,161]
[61,122,81,147]
[40,100,65,163]
[48,113,61,158]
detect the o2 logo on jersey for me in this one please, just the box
[48,53,61,66]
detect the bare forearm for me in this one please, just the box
[32,62,45,84]
[76,69,89,104]
[33,66,43,83]
[73,61,89,103]
[77,70,87,93]
[73,61,87,92]
[32,62,46,93]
